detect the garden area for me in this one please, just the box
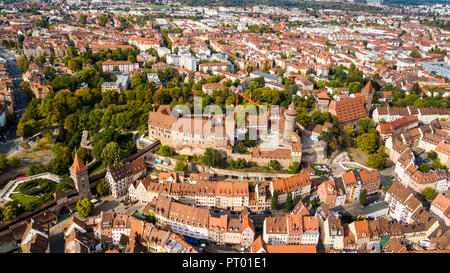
[10,178,58,210]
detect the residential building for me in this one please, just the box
[105,158,146,198]
[315,204,344,252]
[430,194,450,227]
[385,181,423,224]
[270,172,312,206]
[20,219,50,253]
[251,236,317,253]
[263,215,319,246]
[102,60,139,74]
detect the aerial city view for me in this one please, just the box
[0,0,449,257]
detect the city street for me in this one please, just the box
[0,47,28,156]
[379,164,395,188]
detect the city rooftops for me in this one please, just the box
[250,71,278,81]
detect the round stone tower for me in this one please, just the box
[283,101,297,143]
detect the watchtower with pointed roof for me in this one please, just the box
[283,101,297,143]
[70,152,91,198]
[362,81,375,113]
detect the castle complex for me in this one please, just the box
[147,102,302,168]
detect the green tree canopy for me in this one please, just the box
[285,192,293,212]
[174,160,187,173]
[288,162,301,174]
[357,117,375,134]
[427,151,438,160]
[271,190,278,211]
[58,174,74,191]
[267,160,279,170]
[96,178,109,196]
[367,153,385,169]
[26,163,47,176]
[17,55,29,72]
[409,49,421,58]
[359,189,368,206]
[158,145,175,157]
[201,148,222,167]
[356,133,379,154]
[420,187,437,200]
[101,141,121,167]
[76,197,94,218]
[419,163,432,173]
[1,201,19,222]
[229,158,247,169]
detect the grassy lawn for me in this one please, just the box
[88,160,105,175]
[10,194,41,206]
[11,178,58,208]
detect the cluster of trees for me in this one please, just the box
[420,187,437,201]
[421,19,450,30]
[201,148,223,168]
[17,69,170,173]
[0,201,21,223]
[271,190,278,211]
[288,162,301,174]
[178,0,382,13]
[428,47,447,55]
[245,24,276,34]
[349,118,387,169]
[359,189,368,206]
[335,118,386,169]
[388,83,450,109]
[158,145,175,157]
[97,14,110,27]
[421,151,448,172]
[0,155,20,174]
[17,55,30,73]
[96,178,109,196]
[298,109,338,129]
[174,160,187,173]
[233,133,256,154]
[309,197,321,209]
[267,160,279,171]
[409,49,422,58]
[319,64,369,91]
[76,197,94,218]
[228,158,249,169]
[242,87,292,107]
[116,16,132,31]
[1,34,24,51]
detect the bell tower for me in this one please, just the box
[69,152,91,198]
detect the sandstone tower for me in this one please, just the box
[362,81,375,114]
[69,152,91,198]
[283,101,297,143]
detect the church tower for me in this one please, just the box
[69,152,91,198]
[283,102,297,143]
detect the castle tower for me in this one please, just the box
[283,102,298,143]
[69,152,91,198]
